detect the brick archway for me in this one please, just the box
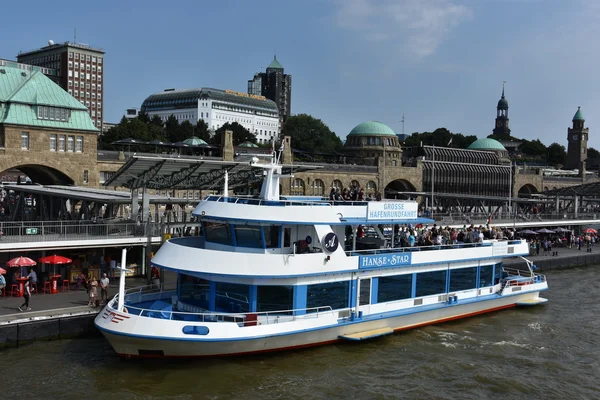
[385,179,418,199]
[0,162,76,185]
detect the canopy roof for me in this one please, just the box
[104,155,320,190]
[542,181,600,197]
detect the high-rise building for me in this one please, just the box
[17,40,105,130]
[565,107,589,171]
[248,56,291,122]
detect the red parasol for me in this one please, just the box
[39,254,72,276]
[0,267,6,274]
[6,256,37,268]
[39,255,72,264]
[583,228,597,234]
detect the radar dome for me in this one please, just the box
[48,40,55,45]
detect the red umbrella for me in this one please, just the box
[39,255,72,264]
[39,254,72,276]
[0,267,6,274]
[584,228,597,234]
[6,256,37,268]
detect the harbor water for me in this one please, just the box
[2,267,599,400]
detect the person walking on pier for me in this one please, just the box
[18,277,32,312]
[100,273,109,305]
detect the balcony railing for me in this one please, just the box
[0,220,162,244]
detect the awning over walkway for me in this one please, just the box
[104,155,320,190]
[542,181,600,197]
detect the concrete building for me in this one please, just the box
[0,60,99,186]
[141,87,280,144]
[248,56,292,122]
[16,40,105,130]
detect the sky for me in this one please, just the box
[3,0,600,149]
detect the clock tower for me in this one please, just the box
[492,84,511,137]
[565,106,589,171]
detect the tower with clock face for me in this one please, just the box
[492,85,511,137]
[566,107,588,170]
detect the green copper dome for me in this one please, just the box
[573,106,584,121]
[468,138,507,151]
[348,121,396,136]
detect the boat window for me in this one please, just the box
[234,225,262,248]
[263,225,280,248]
[415,270,447,297]
[479,265,494,287]
[182,326,210,335]
[204,222,232,245]
[257,285,293,313]
[494,263,502,283]
[449,267,477,292]
[378,275,413,303]
[359,278,371,306]
[307,281,350,311]
[283,228,291,247]
[215,282,249,312]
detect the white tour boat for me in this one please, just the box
[95,152,548,358]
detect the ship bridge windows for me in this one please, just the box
[204,222,232,245]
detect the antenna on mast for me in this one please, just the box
[74,28,77,44]
[401,113,405,136]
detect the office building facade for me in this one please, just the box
[248,56,291,122]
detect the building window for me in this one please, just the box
[68,89,72,95]
[83,170,89,184]
[58,135,65,151]
[98,57,102,64]
[67,136,75,152]
[21,132,29,150]
[75,136,83,152]
[50,134,57,151]
[68,52,73,59]
[74,53,79,59]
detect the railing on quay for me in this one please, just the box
[436,211,599,225]
[0,220,162,243]
[112,284,335,326]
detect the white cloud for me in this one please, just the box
[333,0,472,57]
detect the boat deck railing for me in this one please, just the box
[345,239,523,256]
[500,266,546,292]
[112,284,336,326]
[204,195,408,208]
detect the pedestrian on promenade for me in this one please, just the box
[28,268,37,293]
[100,273,109,305]
[88,279,98,307]
[18,277,32,312]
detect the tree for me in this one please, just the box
[281,114,342,153]
[164,115,180,143]
[137,110,150,124]
[588,147,600,159]
[195,120,210,143]
[404,128,477,149]
[179,121,194,142]
[211,122,256,146]
[546,143,566,166]
[519,139,546,157]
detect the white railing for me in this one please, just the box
[111,284,335,326]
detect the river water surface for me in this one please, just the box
[3,267,599,400]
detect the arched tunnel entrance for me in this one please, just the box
[3,164,75,186]
[517,184,538,198]
[384,179,417,200]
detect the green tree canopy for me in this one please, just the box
[164,115,180,143]
[403,128,477,148]
[211,122,256,146]
[195,120,210,143]
[588,147,600,159]
[519,139,546,157]
[546,143,566,166]
[281,114,342,153]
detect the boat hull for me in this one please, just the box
[96,291,545,358]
